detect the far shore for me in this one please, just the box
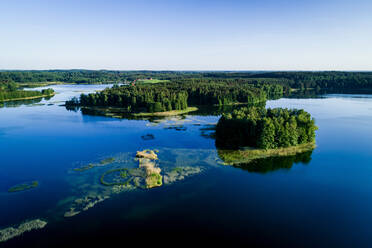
[19,81,118,88]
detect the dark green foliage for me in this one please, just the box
[248,71,372,93]
[67,79,269,113]
[1,70,372,94]
[0,82,17,91]
[68,84,189,113]
[41,88,55,95]
[169,79,269,105]
[216,107,317,149]
[0,88,54,102]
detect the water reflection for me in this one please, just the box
[230,150,313,173]
[0,97,46,108]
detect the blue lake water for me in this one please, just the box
[1,85,372,247]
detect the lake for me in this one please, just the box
[1,85,372,247]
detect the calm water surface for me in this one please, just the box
[1,85,372,247]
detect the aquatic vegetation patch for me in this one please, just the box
[141,133,155,140]
[100,168,134,187]
[64,195,109,218]
[62,149,214,220]
[100,157,115,165]
[164,125,187,131]
[100,150,163,189]
[73,163,94,172]
[8,181,39,193]
[163,166,203,184]
[0,219,47,242]
[73,156,116,172]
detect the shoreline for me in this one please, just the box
[79,106,198,118]
[0,93,56,102]
[218,142,316,165]
[132,107,198,117]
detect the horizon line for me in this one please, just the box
[1,69,372,72]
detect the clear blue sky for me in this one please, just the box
[1,0,371,70]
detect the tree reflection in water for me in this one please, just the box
[231,150,313,173]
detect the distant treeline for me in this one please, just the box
[66,80,274,112]
[2,70,372,93]
[0,70,202,84]
[216,107,317,149]
[247,71,372,92]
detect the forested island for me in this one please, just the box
[215,107,317,164]
[0,82,55,102]
[65,80,275,116]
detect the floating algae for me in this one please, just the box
[99,150,162,189]
[72,156,116,172]
[99,157,115,165]
[164,125,187,131]
[141,134,155,140]
[163,166,203,184]
[0,219,47,242]
[73,163,94,172]
[100,168,136,187]
[62,148,215,219]
[8,181,39,193]
[64,195,109,217]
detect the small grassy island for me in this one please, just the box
[8,181,39,193]
[216,107,318,164]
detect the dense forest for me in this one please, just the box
[248,71,372,93]
[171,78,283,103]
[0,70,201,84]
[215,107,317,149]
[66,80,272,112]
[67,84,188,113]
[1,70,372,94]
[0,82,54,102]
